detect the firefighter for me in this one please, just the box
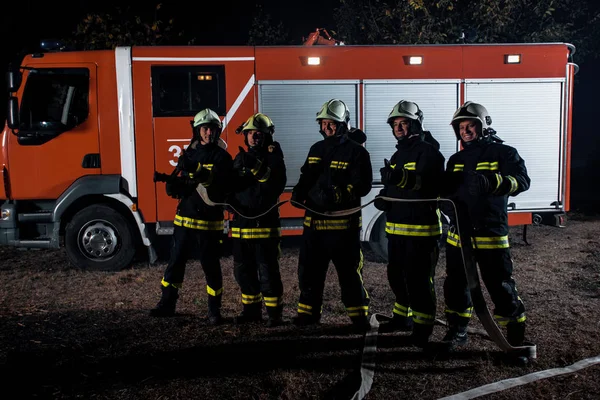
[291,99,373,332]
[374,100,445,348]
[442,101,531,349]
[228,113,287,327]
[150,108,233,325]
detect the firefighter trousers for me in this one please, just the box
[297,227,369,319]
[233,237,283,305]
[162,225,223,295]
[387,235,439,325]
[444,244,525,326]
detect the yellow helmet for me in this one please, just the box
[236,113,275,135]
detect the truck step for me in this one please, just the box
[9,239,54,248]
[18,211,53,223]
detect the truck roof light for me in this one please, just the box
[403,55,423,65]
[307,57,321,65]
[505,54,521,64]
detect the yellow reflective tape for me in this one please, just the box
[473,235,509,249]
[476,161,499,171]
[404,162,416,171]
[453,164,464,172]
[412,310,435,324]
[347,305,368,317]
[242,293,263,301]
[507,175,518,194]
[447,231,461,247]
[231,227,281,239]
[305,217,351,230]
[492,173,503,193]
[174,215,224,231]
[445,307,473,318]
[393,303,413,317]
[297,303,313,315]
[257,167,271,182]
[161,278,182,289]
[385,221,442,237]
[207,286,223,296]
[264,296,281,307]
[242,293,263,304]
[308,157,321,164]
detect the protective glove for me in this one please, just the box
[178,152,199,173]
[191,166,211,184]
[153,171,171,183]
[380,159,406,186]
[239,146,261,169]
[374,197,391,212]
[233,151,245,173]
[467,171,492,196]
[166,180,185,199]
[308,185,343,208]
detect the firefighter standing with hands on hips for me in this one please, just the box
[374,100,445,348]
[150,108,233,325]
[441,101,531,350]
[228,113,287,327]
[291,99,373,332]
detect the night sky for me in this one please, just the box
[1,0,598,212]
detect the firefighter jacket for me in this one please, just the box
[174,142,233,231]
[228,142,287,239]
[379,136,445,237]
[443,137,530,247]
[293,133,373,231]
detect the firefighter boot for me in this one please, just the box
[234,303,263,324]
[441,325,468,351]
[410,323,434,349]
[381,314,413,333]
[149,286,179,317]
[507,322,526,347]
[207,294,223,326]
[266,305,283,328]
[350,315,371,334]
[292,313,321,327]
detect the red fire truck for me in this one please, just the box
[1,40,577,270]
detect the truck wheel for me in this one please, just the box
[65,204,137,271]
[368,214,388,262]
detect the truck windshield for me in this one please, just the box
[19,68,89,132]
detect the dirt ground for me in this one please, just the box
[1,213,599,400]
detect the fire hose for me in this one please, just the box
[197,184,535,354]
[196,184,537,398]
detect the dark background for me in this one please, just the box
[1,0,598,214]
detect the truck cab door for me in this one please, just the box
[7,64,100,200]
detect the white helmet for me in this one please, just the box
[316,99,350,123]
[316,99,350,138]
[387,100,424,140]
[451,101,492,140]
[191,108,223,144]
[387,100,424,127]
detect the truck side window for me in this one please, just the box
[151,66,226,117]
[19,68,90,132]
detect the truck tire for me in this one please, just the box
[65,204,137,271]
[368,214,388,262]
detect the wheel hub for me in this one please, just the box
[79,221,118,260]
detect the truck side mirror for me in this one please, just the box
[7,96,19,130]
[6,69,21,92]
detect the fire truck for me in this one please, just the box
[1,38,578,270]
